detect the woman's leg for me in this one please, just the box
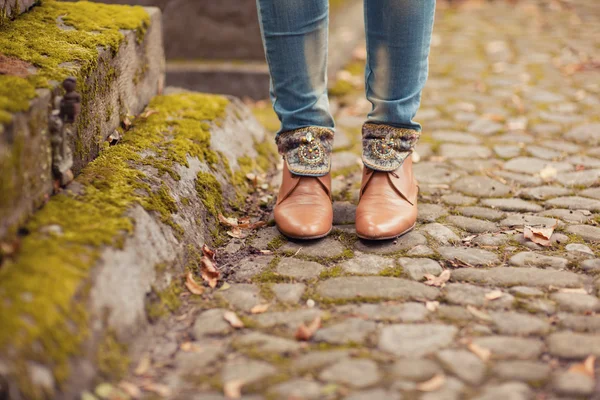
[356,0,436,240]
[256,0,334,239]
[256,0,333,134]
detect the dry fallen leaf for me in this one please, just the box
[424,270,451,287]
[185,271,204,295]
[568,355,596,378]
[559,288,587,294]
[485,290,504,301]
[219,214,239,227]
[224,379,245,399]
[141,382,170,397]
[426,301,440,312]
[200,246,220,288]
[119,381,141,399]
[223,311,245,328]
[523,222,558,247]
[468,343,491,362]
[140,109,158,119]
[250,304,270,314]
[134,353,151,376]
[416,374,446,392]
[295,316,322,341]
[227,227,248,239]
[467,305,492,321]
[180,342,203,353]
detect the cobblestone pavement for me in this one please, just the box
[117,1,600,399]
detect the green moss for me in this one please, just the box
[251,105,280,133]
[97,331,130,381]
[319,265,343,279]
[328,79,356,97]
[379,266,404,277]
[0,0,150,126]
[267,234,286,250]
[195,171,224,218]
[0,92,229,390]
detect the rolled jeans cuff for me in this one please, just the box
[362,122,421,172]
[276,126,334,177]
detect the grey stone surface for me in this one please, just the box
[520,185,571,200]
[267,379,323,400]
[332,201,357,225]
[472,382,532,400]
[452,267,585,288]
[443,283,514,309]
[499,214,558,228]
[316,277,439,301]
[566,224,600,242]
[421,223,461,245]
[232,256,273,281]
[489,311,550,335]
[437,349,486,385]
[446,215,498,233]
[509,252,568,270]
[397,257,443,281]
[314,318,377,345]
[217,284,263,312]
[565,123,600,145]
[378,324,458,357]
[339,252,394,275]
[548,331,600,358]
[407,245,436,257]
[441,193,478,206]
[471,336,544,359]
[221,358,276,385]
[545,196,600,211]
[418,203,449,222]
[481,198,543,212]
[271,283,305,304]
[354,232,428,254]
[280,237,347,258]
[557,314,600,333]
[193,309,232,338]
[492,361,551,383]
[550,292,600,312]
[389,358,442,381]
[250,227,282,251]
[235,332,302,353]
[276,258,324,280]
[293,350,351,372]
[437,246,499,266]
[344,389,401,400]
[503,157,572,175]
[509,286,544,298]
[540,208,593,223]
[341,302,428,322]
[252,309,322,329]
[452,176,511,197]
[457,206,506,221]
[319,359,381,388]
[552,371,595,396]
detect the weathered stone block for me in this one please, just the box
[0,0,38,19]
[0,1,165,239]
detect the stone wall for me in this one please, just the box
[0,0,38,20]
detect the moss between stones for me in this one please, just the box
[96,330,130,381]
[0,0,150,126]
[0,92,228,391]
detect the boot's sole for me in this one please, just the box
[276,226,333,241]
[356,222,416,241]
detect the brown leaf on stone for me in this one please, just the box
[467,305,492,321]
[416,374,446,392]
[295,316,322,341]
[539,165,557,181]
[524,222,557,247]
[200,246,220,288]
[424,270,451,287]
[568,355,596,378]
[223,311,245,328]
[219,214,239,227]
[122,115,133,131]
[227,227,247,239]
[445,258,475,269]
[119,381,141,399]
[468,343,491,362]
[180,341,203,353]
[559,288,587,294]
[223,379,245,399]
[141,382,170,397]
[426,301,440,312]
[185,271,204,295]
[485,290,504,301]
[250,303,270,314]
[134,353,151,376]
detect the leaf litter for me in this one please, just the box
[424,270,451,287]
[295,316,322,341]
[523,221,557,247]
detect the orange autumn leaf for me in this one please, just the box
[295,316,322,341]
[185,271,204,295]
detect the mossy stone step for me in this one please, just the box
[0,0,165,239]
[0,89,275,399]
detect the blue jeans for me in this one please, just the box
[256,0,436,135]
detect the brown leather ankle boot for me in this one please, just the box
[274,126,335,239]
[274,164,333,239]
[355,156,418,240]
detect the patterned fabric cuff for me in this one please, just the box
[362,123,421,171]
[276,127,334,176]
